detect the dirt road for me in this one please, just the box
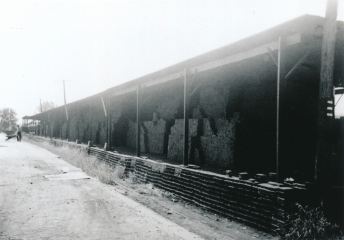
[0,133,203,240]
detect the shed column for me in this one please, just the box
[136,85,141,157]
[107,95,111,150]
[183,69,189,166]
[276,36,286,183]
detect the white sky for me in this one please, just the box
[0,0,343,123]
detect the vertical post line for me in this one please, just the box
[107,94,110,150]
[101,95,109,150]
[315,0,338,184]
[107,94,111,150]
[277,36,286,183]
[136,85,141,157]
[183,68,189,166]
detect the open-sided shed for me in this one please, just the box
[25,14,344,183]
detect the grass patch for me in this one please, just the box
[281,203,344,240]
[22,135,168,197]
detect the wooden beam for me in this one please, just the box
[142,72,182,88]
[113,86,137,97]
[137,33,302,89]
[267,47,278,66]
[189,81,203,98]
[136,85,141,157]
[190,33,300,74]
[285,53,310,80]
[183,69,189,166]
[315,0,338,185]
[100,96,107,117]
[276,36,287,183]
[140,93,153,107]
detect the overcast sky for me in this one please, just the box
[0,0,343,123]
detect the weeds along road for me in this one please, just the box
[0,133,202,240]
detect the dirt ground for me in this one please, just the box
[0,133,277,240]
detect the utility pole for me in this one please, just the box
[315,0,338,187]
[55,80,72,121]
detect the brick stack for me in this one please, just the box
[167,119,198,162]
[126,120,146,152]
[41,137,303,233]
[142,119,166,154]
[167,114,239,168]
[200,117,238,168]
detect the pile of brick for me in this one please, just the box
[42,137,302,233]
[167,114,239,167]
[200,115,239,168]
[126,120,146,152]
[167,119,198,162]
[142,119,166,154]
[126,119,167,154]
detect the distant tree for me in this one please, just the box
[36,101,57,113]
[0,108,18,131]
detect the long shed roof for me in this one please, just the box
[28,14,341,119]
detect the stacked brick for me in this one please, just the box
[126,120,146,152]
[201,115,239,168]
[41,137,301,233]
[167,114,239,167]
[167,119,199,162]
[142,119,167,154]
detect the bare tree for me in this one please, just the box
[0,108,18,131]
[36,101,58,113]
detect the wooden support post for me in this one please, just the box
[136,85,141,157]
[183,69,189,166]
[315,0,338,186]
[106,94,111,151]
[276,37,287,183]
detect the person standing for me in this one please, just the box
[17,125,22,142]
